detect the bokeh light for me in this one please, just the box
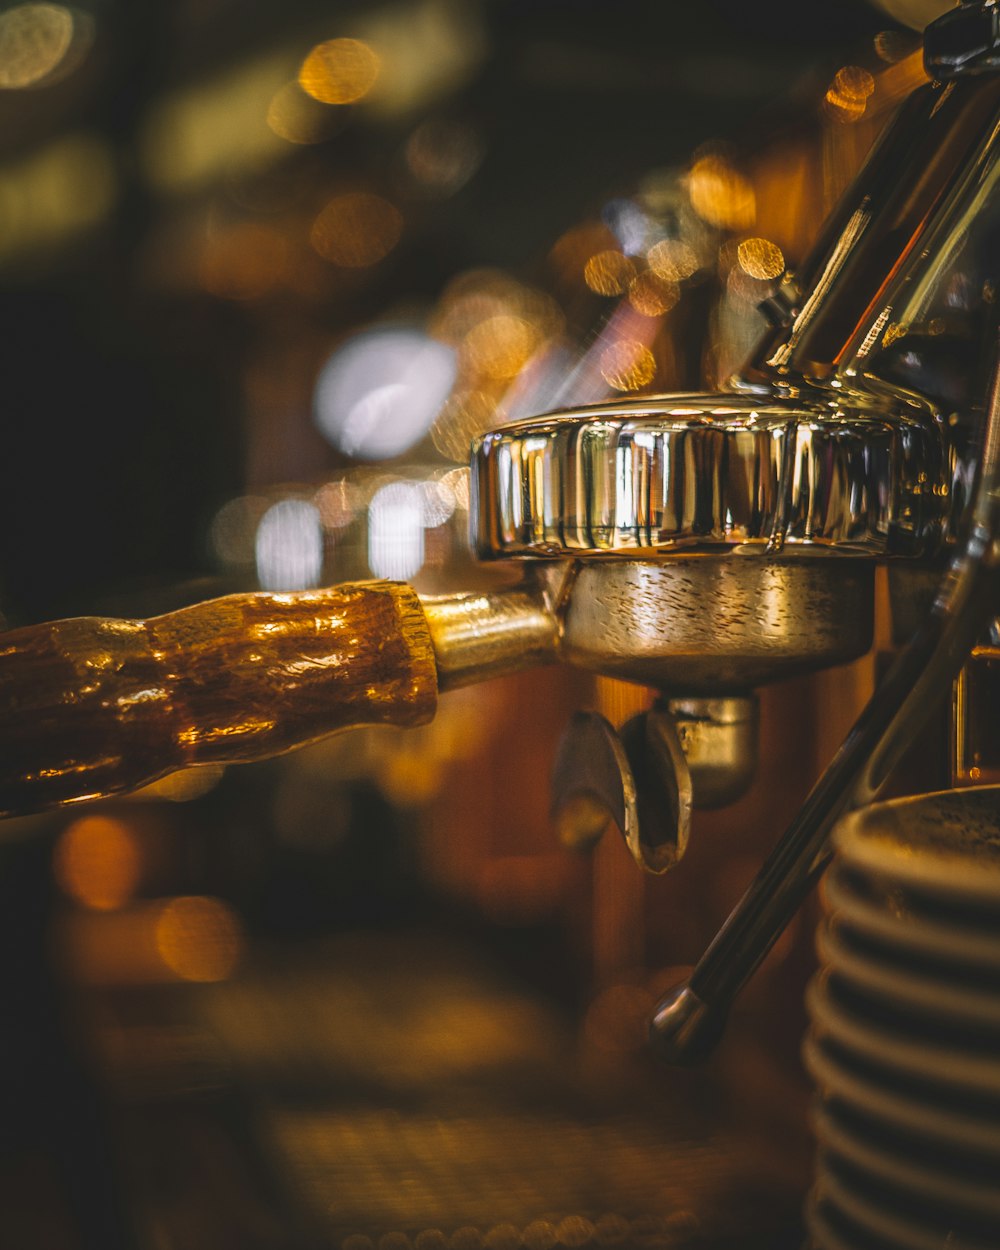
[353,1,486,118]
[483,1225,520,1250]
[583,250,635,297]
[736,236,784,280]
[298,37,380,105]
[431,390,496,463]
[314,327,457,459]
[636,166,683,215]
[441,467,470,511]
[460,314,540,380]
[405,117,484,195]
[523,1221,556,1250]
[154,896,243,982]
[0,132,115,258]
[431,271,562,373]
[314,479,362,530]
[727,266,765,306]
[420,476,456,528]
[60,897,244,985]
[310,191,403,268]
[556,1216,595,1247]
[267,81,347,145]
[368,481,425,580]
[687,153,755,230]
[824,65,876,123]
[54,814,141,912]
[255,499,324,591]
[873,29,917,63]
[0,2,76,88]
[549,222,617,289]
[627,270,678,317]
[600,339,656,392]
[142,52,290,191]
[210,495,268,568]
[646,238,698,282]
[602,198,652,256]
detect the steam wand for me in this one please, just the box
[649,332,1000,1064]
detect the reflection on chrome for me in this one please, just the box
[473,395,939,559]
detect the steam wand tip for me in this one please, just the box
[648,983,727,1065]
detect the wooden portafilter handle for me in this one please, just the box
[0,582,438,819]
[0,576,562,820]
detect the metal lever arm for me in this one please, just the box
[650,333,1000,1064]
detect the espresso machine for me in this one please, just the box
[3,2,1000,1247]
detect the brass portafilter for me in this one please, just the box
[0,576,563,818]
[0,380,948,1063]
[0,387,917,821]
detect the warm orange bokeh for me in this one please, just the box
[54,814,141,911]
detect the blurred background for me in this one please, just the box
[0,2,937,1247]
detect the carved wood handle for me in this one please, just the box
[0,581,438,818]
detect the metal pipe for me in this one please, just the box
[421,569,563,691]
[741,75,1000,394]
